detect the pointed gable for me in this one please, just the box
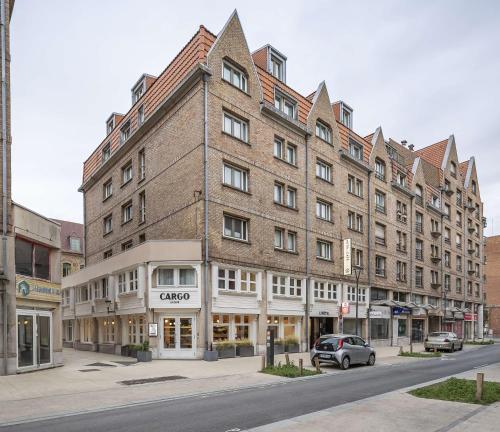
[307,81,340,148]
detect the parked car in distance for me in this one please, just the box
[310,334,376,370]
[424,332,463,352]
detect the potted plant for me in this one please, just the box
[214,340,236,358]
[236,339,254,357]
[121,344,130,357]
[136,340,152,362]
[274,338,284,354]
[128,344,139,358]
[284,336,300,353]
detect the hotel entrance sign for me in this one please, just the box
[343,239,352,276]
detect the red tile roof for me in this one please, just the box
[52,219,84,254]
[459,160,469,179]
[415,139,448,169]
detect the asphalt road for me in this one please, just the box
[2,344,500,432]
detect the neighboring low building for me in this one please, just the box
[52,219,84,277]
[13,203,62,371]
[485,235,500,337]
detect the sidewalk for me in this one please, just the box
[248,362,500,432]
[0,344,470,425]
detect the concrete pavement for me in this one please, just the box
[0,344,483,426]
[247,360,500,432]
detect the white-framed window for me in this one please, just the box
[396,261,407,282]
[102,142,111,163]
[223,163,248,192]
[222,61,247,92]
[289,278,302,297]
[415,184,423,205]
[415,267,423,287]
[274,227,284,249]
[103,214,112,235]
[223,214,248,241]
[274,182,284,204]
[132,80,145,104]
[316,159,332,182]
[274,183,296,208]
[118,273,127,293]
[396,200,408,223]
[157,268,196,287]
[341,105,352,129]
[62,288,70,305]
[346,286,366,302]
[122,201,133,224]
[287,231,297,252]
[316,240,332,260]
[122,162,133,184]
[375,158,385,180]
[431,194,440,208]
[396,171,407,187]
[138,149,145,180]
[129,269,138,291]
[218,268,236,291]
[272,275,286,295]
[223,112,248,142]
[128,316,146,345]
[120,120,131,144]
[270,54,284,81]
[274,137,283,159]
[103,179,113,200]
[69,237,81,252]
[139,191,146,223]
[375,255,386,277]
[286,144,297,165]
[314,281,337,300]
[316,199,332,221]
[241,271,257,292]
[274,91,297,119]
[348,175,363,197]
[315,121,332,144]
[82,318,92,343]
[349,139,363,160]
[375,190,386,212]
[352,248,363,267]
[287,188,296,208]
[348,211,363,232]
[137,105,145,126]
[106,118,114,135]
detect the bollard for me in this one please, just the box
[299,358,303,376]
[434,347,437,353]
[261,354,266,371]
[399,346,403,355]
[476,372,484,401]
[285,353,290,366]
[314,357,321,373]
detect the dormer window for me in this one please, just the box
[348,139,363,161]
[267,47,286,82]
[341,103,353,129]
[471,180,477,195]
[222,61,247,92]
[69,237,81,253]
[274,90,296,119]
[431,194,440,208]
[315,121,332,144]
[106,117,115,135]
[120,121,131,144]
[132,80,145,104]
[271,55,284,80]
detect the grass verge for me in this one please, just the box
[399,351,442,358]
[261,362,320,378]
[464,340,494,345]
[409,377,500,405]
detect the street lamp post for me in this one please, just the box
[353,266,363,336]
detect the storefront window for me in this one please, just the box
[82,318,92,343]
[213,314,230,341]
[15,238,50,280]
[370,318,389,340]
[158,268,174,286]
[179,268,196,285]
[398,319,407,337]
[103,319,116,343]
[235,315,250,340]
[128,316,145,344]
[283,316,296,338]
[267,315,279,337]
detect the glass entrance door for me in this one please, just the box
[162,316,195,357]
[17,315,34,368]
[17,310,52,369]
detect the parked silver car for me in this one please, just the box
[424,332,463,352]
[310,334,376,370]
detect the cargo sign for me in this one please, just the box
[150,288,201,309]
[15,275,61,303]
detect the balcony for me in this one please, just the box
[396,243,407,253]
[416,250,423,260]
[466,204,475,213]
[431,229,441,238]
[444,237,451,245]
[415,222,423,233]
[431,256,441,264]
[468,247,475,255]
[444,188,454,197]
[467,269,475,275]
[431,282,441,289]
[467,226,475,234]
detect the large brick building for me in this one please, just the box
[485,235,500,337]
[62,11,485,359]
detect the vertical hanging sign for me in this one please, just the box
[343,238,352,276]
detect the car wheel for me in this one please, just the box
[367,354,375,366]
[341,356,350,370]
[450,345,454,353]
[425,348,430,352]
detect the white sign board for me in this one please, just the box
[343,239,352,276]
[149,287,201,309]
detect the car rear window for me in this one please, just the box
[429,332,449,337]
[320,337,340,347]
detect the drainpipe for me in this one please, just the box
[367,171,372,344]
[304,133,310,352]
[409,195,414,352]
[203,73,209,353]
[1,0,8,375]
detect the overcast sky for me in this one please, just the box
[9,0,500,234]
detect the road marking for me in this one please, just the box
[473,363,489,369]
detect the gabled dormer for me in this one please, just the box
[252,45,287,82]
[131,73,157,105]
[332,101,353,129]
[105,112,124,135]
